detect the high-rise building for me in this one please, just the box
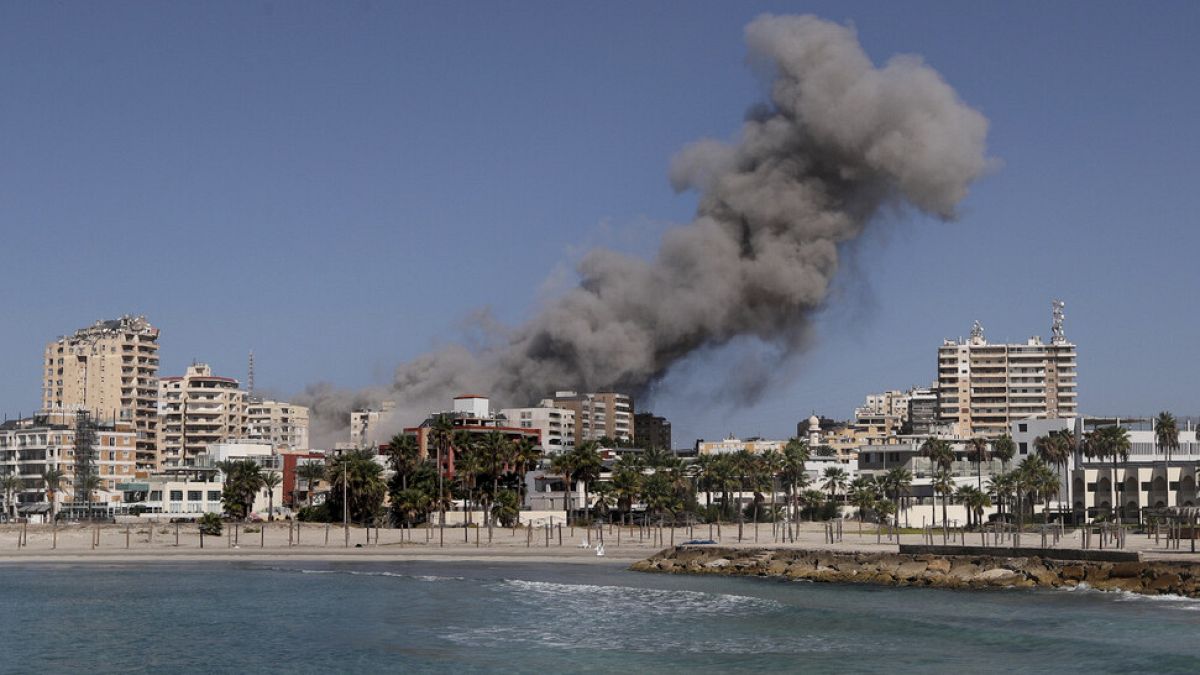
[350,400,395,449]
[633,412,671,450]
[548,391,634,443]
[500,402,576,454]
[936,305,1077,438]
[157,363,248,467]
[247,399,310,452]
[41,315,160,473]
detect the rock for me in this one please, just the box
[1095,577,1144,593]
[656,560,677,572]
[766,560,789,575]
[832,561,863,574]
[1060,565,1085,581]
[972,568,1022,586]
[1085,565,1112,584]
[785,563,815,579]
[1109,562,1143,578]
[1148,573,1182,593]
[704,558,731,569]
[925,558,952,574]
[949,563,980,580]
[895,562,929,580]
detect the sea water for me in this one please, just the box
[1,560,1198,673]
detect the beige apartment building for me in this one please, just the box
[247,399,310,452]
[548,391,634,444]
[41,316,160,473]
[157,364,248,467]
[0,413,137,518]
[937,311,1077,438]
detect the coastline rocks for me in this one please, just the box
[633,546,1200,599]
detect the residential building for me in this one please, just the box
[499,402,576,454]
[405,396,541,474]
[157,364,248,468]
[350,400,395,449]
[118,465,282,519]
[937,306,1078,438]
[696,436,786,456]
[247,399,310,452]
[0,412,137,519]
[907,386,939,435]
[633,412,672,451]
[548,391,634,443]
[41,315,160,473]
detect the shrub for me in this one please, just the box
[198,512,223,536]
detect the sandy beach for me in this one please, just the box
[2,519,1196,565]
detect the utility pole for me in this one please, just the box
[342,463,349,548]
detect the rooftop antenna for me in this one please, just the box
[247,350,255,397]
[970,320,985,343]
[1051,299,1066,344]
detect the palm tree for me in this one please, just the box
[611,458,643,525]
[511,437,542,520]
[1034,430,1071,521]
[759,448,783,529]
[992,434,1016,471]
[920,438,955,474]
[882,467,912,527]
[1,473,22,522]
[822,466,849,503]
[41,468,66,522]
[968,438,990,490]
[329,449,388,526]
[932,468,955,530]
[848,476,877,536]
[549,451,577,519]
[1155,411,1179,506]
[78,472,103,518]
[296,462,326,507]
[262,472,282,521]
[780,438,810,529]
[571,441,604,522]
[387,433,420,491]
[478,431,512,532]
[427,414,456,529]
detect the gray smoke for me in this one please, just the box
[299,14,991,446]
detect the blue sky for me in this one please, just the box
[2,1,1198,445]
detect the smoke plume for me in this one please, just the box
[299,15,991,446]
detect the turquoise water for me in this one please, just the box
[1,560,1199,673]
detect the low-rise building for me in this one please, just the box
[247,399,309,452]
[499,402,576,454]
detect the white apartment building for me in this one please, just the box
[350,401,395,449]
[0,414,137,519]
[157,364,248,468]
[548,391,634,443]
[41,315,160,472]
[937,308,1077,438]
[247,399,309,452]
[696,436,787,456]
[500,402,576,454]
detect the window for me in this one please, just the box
[207,491,221,501]
[1018,424,1028,432]
[1019,442,1028,454]
[170,490,183,501]
[1142,482,1151,491]
[150,491,162,501]
[188,491,202,501]
[1086,483,1096,492]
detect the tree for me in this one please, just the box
[932,469,955,530]
[611,457,643,525]
[41,468,66,522]
[848,477,877,536]
[822,466,849,502]
[571,442,603,522]
[78,472,103,517]
[262,472,282,521]
[882,467,912,526]
[780,438,810,529]
[427,414,456,528]
[296,462,326,507]
[968,438,990,490]
[478,431,512,534]
[511,437,542,519]
[1155,411,1179,506]
[920,438,955,473]
[327,450,387,526]
[386,433,420,491]
[759,448,783,529]
[1034,430,1072,521]
[549,451,577,519]
[221,459,265,520]
[1,473,21,522]
[991,435,1016,471]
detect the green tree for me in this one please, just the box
[822,466,849,502]
[549,451,577,518]
[780,438,810,528]
[882,467,913,526]
[991,434,1016,471]
[968,437,990,490]
[41,468,66,522]
[386,433,420,491]
[221,459,265,520]
[1155,411,1179,506]
[1,473,21,522]
[571,441,604,522]
[262,471,282,521]
[848,476,877,536]
[1034,429,1072,521]
[327,449,387,526]
[920,437,955,473]
[932,468,955,529]
[511,436,542,519]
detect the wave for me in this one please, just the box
[1057,583,1200,609]
[270,567,463,582]
[497,579,783,616]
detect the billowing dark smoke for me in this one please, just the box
[299,15,990,446]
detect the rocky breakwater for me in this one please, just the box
[630,547,1200,597]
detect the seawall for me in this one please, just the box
[630,546,1200,597]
